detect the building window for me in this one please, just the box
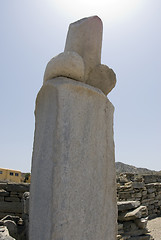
[15,173,19,177]
[10,172,13,176]
[0,171,3,174]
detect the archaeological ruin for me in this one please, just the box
[29,16,117,240]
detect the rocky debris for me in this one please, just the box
[117,201,153,240]
[0,225,15,240]
[117,173,161,218]
[0,215,26,240]
[0,192,30,240]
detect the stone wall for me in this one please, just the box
[117,201,153,240]
[117,173,161,219]
[0,182,30,219]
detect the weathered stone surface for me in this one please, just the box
[125,228,148,237]
[0,202,22,214]
[4,197,20,202]
[30,77,117,240]
[118,206,148,221]
[3,220,17,239]
[132,182,145,189]
[0,184,7,190]
[23,192,29,215]
[0,190,9,197]
[65,16,102,81]
[6,184,29,193]
[147,188,156,194]
[117,201,140,212]
[87,64,116,95]
[44,51,85,83]
[0,226,15,240]
[135,218,148,229]
[129,235,153,240]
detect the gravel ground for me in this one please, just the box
[147,217,161,240]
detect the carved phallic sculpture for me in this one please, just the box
[29,16,117,240]
[44,16,116,95]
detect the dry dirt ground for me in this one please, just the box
[147,216,161,240]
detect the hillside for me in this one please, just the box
[115,161,161,175]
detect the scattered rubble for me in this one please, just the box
[117,201,153,240]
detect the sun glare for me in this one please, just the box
[53,0,143,24]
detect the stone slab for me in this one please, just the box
[29,77,117,240]
[6,184,29,193]
[0,202,22,214]
[118,206,148,222]
[117,201,140,211]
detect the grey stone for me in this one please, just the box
[147,188,156,194]
[6,184,29,193]
[23,192,30,215]
[129,235,153,240]
[124,228,148,237]
[0,184,7,190]
[65,16,102,82]
[43,51,85,83]
[118,206,148,221]
[0,190,9,197]
[0,202,22,214]
[29,77,117,240]
[0,226,15,240]
[132,192,142,198]
[3,220,17,239]
[132,182,145,189]
[4,197,20,202]
[117,201,140,211]
[86,64,116,95]
[135,218,148,229]
[123,221,138,232]
[148,193,155,199]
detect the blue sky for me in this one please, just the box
[0,0,161,172]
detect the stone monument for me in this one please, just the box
[29,16,117,240]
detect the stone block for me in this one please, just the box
[129,234,154,239]
[29,78,117,240]
[118,206,148,222]
[117,201,140,212]
[119,192,132,199]
[132,192,142,198]
[0,202,22,214]
[0,183,7,190]
[65,16,103,81]
[132,182,145,189]
[135,217,148,229]
[148,193,155,199]
[147,188,156,194]
[0,197,4,201]
[0,226,15,239]
[4,197,20,202]
[6,184,29,193]
[142,190,147,196]
[123,221,138,232]
[124,228,148,237]
[0,190,9,197]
